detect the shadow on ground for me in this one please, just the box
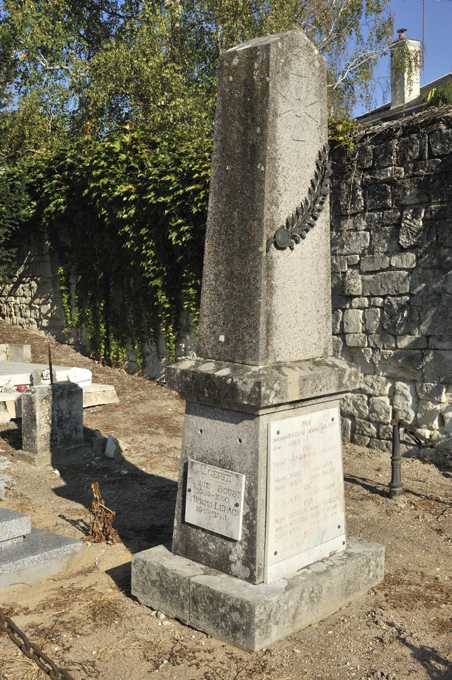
[1,422,178,556]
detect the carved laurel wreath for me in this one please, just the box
[266,144,332,252]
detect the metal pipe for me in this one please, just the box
[389,408,403,498]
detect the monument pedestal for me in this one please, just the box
[132,357,385,649]
[13,383,91,467]
[133,539,384,651]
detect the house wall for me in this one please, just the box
[331,107,452,455]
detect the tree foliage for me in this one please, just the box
[0,0,395,365]
[0,0,394,159]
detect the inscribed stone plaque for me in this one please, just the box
[185,460,245,541]
[265,407,346,582]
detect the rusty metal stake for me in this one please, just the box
[389,408,403,498]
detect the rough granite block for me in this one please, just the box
[196,31,331,366]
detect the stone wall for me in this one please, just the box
[0,229,72,342]
[331,106,452,455]
[0,230,196,380]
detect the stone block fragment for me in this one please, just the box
[355,145,374,169]
[339,181,364,215]
[355,418,377,438]
[374,140,396,168]
[417,400,441,429]
[393,381,416,423]
[368,397,391,424]
[341,417,352,442]
[350,297,369,309]
[332,310,342,334]
[390,253,416,269]
[399,207,425,248]
[361,375,390,397]
[364,308,381,334]
[343,270,362,296]
[105,435,123,461]
[429,129,452,157]
[332,232,370,256]
[366,184,392,210]
[416,382,446,403]
[347,255,360,265]
[361,255,390,272]
[345,334,367,348]
[398,136,420,163]
[368,438,391,453]
[341,393,369,419]
[362,271,410,297]
[379,424,392,439]
[382,296,417,335]
[331,256,348,273]
[343,309,362,333]
[368,334,397,349]
[394,178,429,207]
[353,434,370,447]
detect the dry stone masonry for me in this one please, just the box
[331,107,452,455]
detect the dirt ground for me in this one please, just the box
[0,320,452,680]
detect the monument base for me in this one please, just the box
[13,443,93,467]
[132,538,384,651]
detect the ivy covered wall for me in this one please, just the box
[0,128,211,377]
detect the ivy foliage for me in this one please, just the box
[328,118,359,158]
[0,170,27,284]
[14,127,212,365]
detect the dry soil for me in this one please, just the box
[0,321,452,680]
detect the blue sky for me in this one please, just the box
[355,0,452,115]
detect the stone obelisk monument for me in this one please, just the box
[132,30,384,651]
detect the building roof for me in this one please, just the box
[356,71,452,124]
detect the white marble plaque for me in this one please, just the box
[185,460,245,541]
[265,407,346,582]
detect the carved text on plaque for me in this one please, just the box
[265,407,346,581]
[185,460,245,541]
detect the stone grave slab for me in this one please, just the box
[0,361,118,422]
[0,527,82,591]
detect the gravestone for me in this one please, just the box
[14,383,91,467]
[132,30,384,650]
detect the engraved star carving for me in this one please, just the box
[278,73,321,142]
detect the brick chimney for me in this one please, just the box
[390,29,421,108]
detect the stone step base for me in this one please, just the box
[12,443,94,468]
[132,538,385,651]
[0,527,82,591]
